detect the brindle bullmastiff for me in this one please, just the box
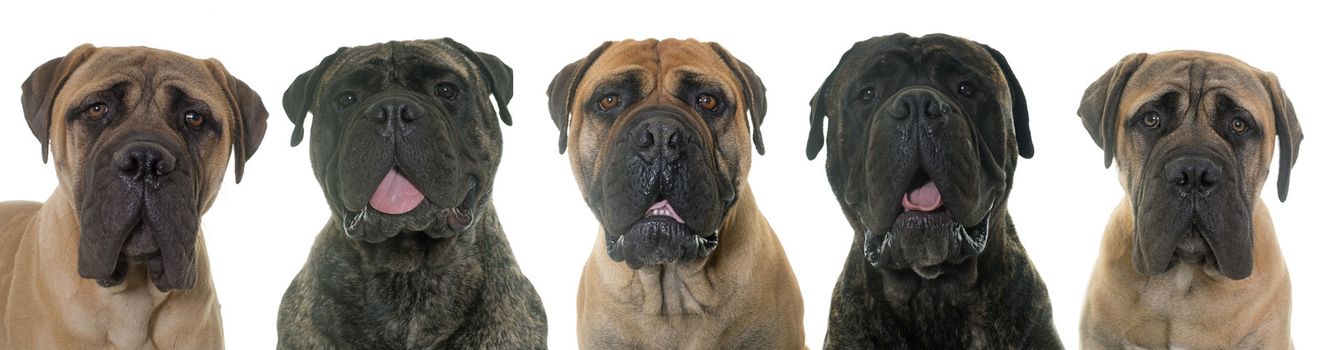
[0,44,268,348]
[806,33,1061,348]
[547,38,805,349]
[1078,51,1301,349]
[277,38,546,348]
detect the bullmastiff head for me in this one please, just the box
[277,38,546,348]
[806,33,1061,349]
[547,38,805,349]
[1078,51,1301,349]
[0,44,268,348]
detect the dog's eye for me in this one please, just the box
[1142,112,1161,128]
[336,93,357,108]
[1230,117,1249,134]
[697,94,719,111]
[434,82,459,100]
[598,94,621,111]
[86,103,109,120]
[183,110,206,129]
[858,88,876,103]
[957,81,977,98]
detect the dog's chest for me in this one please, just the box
[347,269,480,347]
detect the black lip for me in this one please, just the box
[605,216,719,269]
[340,176,481,243]
[863,197,995,273]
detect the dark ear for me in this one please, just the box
[205,59,269,184]
[1078,53,1148,168]
[709,43,768,155]
[547,41,611,154]
[982,44,1033,159]
[21,44,97,163]
[1259,72,1302,202]
[807,46,860,160]
[283,48,344,147]
[439,38,514,126]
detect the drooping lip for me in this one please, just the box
[341,175,481,241]
[862,196,997,272]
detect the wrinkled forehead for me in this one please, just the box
[1123,52,1272,119]
[324,41,474,84]
[840,34,998,81]
[58,47,227,112]
[582,39,737,95]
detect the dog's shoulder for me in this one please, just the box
[0,201,42,280]
[453,214,548,348]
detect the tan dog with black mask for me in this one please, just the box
[0,45,267,348]
[1078,51,1300,349]
[548,39,804,349]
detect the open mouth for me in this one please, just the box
[341,166,480,241]
[863,168,993,279]
[604,197,719,269]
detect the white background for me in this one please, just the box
[1,1,1328,348]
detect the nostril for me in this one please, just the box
[638,129,654,148]
[399,105,418,122]
[667,132,681,149]
[156,158,177,175]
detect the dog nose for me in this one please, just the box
[888,88,951,120]
[636,114,686,162]
[1164,156,1222,193]
[113,142,176,178]
[368,98,422,124]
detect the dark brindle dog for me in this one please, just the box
[277,38,546,348]
[807,33,1061,349]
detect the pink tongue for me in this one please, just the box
[369,168,425,215]
[646,200,686,224]
[902,181,943,212]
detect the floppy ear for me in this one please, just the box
[21,44,97,163]
[546,41,611,154]
[807,46,861,160]
[708,43,768,155]
[205,59,269,184]
[1078,53,1148,168]
[439,38,515,126]
[1259,72,1302,202]
[283,48,344,147]
[982,44,1033,159]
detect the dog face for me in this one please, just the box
[548,39,767,269]
[284,39,513,260]
[1079,51,1302,280]
[808,33,1032,288]
[21,45,268,291]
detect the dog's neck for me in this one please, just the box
[25,189,216,347]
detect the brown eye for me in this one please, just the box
[1230,117,1248,134]
[957,81,976,97]
[434,82,459,100]
[598,94,621,111]
[859,87,876,103]
[1142,112,1161,128]
[184,110,205,128]
[336,93,357,108]
[87,103,108,120]
[697,94,718,111]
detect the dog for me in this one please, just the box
[0,44,267,348]
[547,38,805,349]
[1077,51,1301,349]
[806,33,1061,348]
[276,38,546,348]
